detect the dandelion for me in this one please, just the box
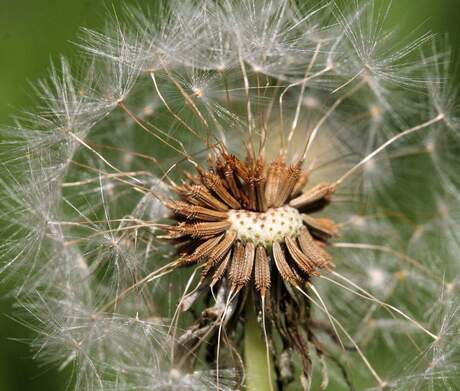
[1,1,460,390]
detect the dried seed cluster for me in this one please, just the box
[163,147,338,296]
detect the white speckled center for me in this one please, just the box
[228,205,303,246]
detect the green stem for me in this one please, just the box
[244,293,273,391]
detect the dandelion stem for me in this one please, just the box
[244,292,274,391]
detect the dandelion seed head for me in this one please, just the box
[1,0,460,390]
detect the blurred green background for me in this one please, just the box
[0,1,458,390]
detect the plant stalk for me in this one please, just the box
[244,292,273,391]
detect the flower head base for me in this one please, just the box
[163,147,335,297]
[228,206,303,246]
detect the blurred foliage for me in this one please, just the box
[0,1,458,390]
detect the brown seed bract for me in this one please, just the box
[163,146,337,295]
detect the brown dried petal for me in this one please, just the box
[298,227,332,269]
[265,157,287,208]
[181,220,232,238]
[177,184,228,211]
[291,170,310,197]
[180,235,224,265]
[302,214,339,238]
[248,176,257,211]
[229,241,244,284]
[222,161,241,199]
[230,241,255,292]
[255,245,271,297]
[272,241,300,286]
[285,236,317,275]
[276,163,301,206]
[209,230,237,264]
[254,159,267,212]
[166,201,228,221]
[289,182,336,209]
[201,171,241,209]
[233,157,250,183]
[210,251,232,287]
